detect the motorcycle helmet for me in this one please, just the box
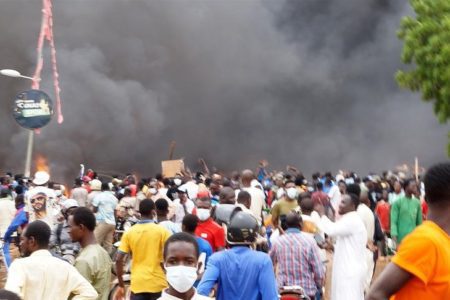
[226,210,259,245]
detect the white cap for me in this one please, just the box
[62,199,79,209]
[33,171,50,185]
[90,179,102,191]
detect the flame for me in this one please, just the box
[35,154,50,174]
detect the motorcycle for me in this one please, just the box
[279,286,311,300]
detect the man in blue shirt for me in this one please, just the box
[92,182,118,254]
[197,211,278,300]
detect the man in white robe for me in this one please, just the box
[317,193,367,300]
[357,191,376,292]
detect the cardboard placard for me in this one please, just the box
[162,159,184,178]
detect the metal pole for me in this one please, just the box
[24,130,34,178]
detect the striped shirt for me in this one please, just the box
[270,228,324,296]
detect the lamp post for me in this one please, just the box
[1,69,35,178]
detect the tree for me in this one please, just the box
[396,0,450,155]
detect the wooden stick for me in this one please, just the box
[168,141,176,160]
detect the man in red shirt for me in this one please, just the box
[195,196,225,252]
[375,190,390,233]
[311,182,334,220]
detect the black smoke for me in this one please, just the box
[0,0,447,183]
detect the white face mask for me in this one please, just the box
[149,188,157,195]
[197,208,210,221]
[174,178,182,186]
[165,265,198,293]
[286,187,298,200]
[276,188,285,199]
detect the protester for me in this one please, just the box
[0,189,16,236]
[271,180,300,229]
[181,214,212,282]
[92,182,118,254]
[236,190,253,215]
[367,162,450,299]
[69,207,112,300]
[241,169,265,224]
[3,194,27,243]
[326,178,341,216]
[71,178,89,207]
[87,179,102,209]
[311,182,334,220]
[117,187,137,218]
[357,191,376,292]
[49,198,80,264]
[197,211,278,300]
[158,232,212,300]
[115,199,171,300]
[5,220,98,300]
[388,180,404,205]
[390,179,422,247]
[156,198,181,234]
[194,196,225,252]
[270,212,324,299]
[173,188,195,223]
[316,193,367,300]
[375,189,390,234]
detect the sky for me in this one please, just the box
[0,0,448,182]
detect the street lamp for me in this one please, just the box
[1,69,35,178]
[0,69,34,80]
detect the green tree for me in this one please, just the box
[396,0,450,155]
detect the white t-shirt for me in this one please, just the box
[242,187,265,224]
[328,185,342,212]
[172,198,195,223]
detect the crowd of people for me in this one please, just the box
[0,161,449,300]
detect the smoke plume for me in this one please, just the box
[0,0,447,183]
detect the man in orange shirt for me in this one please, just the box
[366,162,450,300]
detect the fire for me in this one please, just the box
[35,154,50,174]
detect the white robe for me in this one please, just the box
[356,204,376,292]
[320,211,367,300]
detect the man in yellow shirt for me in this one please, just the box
[367,162,450,300]
[116,199,171,300]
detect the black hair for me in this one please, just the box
[182,214,199,233]
[24,220,51,248]
[403,178,415,190]
[74,178,82,186]
[237,190,251,203]
[15,194,25,205]
[298,192,311,202]
[424,162,450,205]
[294,175,305,186]
[101,182,110,191]
[0,289,22,300]
[285,212,302,229]
[347,184,361,197]
[155,198,169,212]
[162,178,171,186]
[139,199,155,216]
[204,178,212,187]
[284,180,295,187]
[124,187,132,196]
[163,232,199,259]
[155,173,163,181]
[348,193,360,209]
[72,207,96,231]
[316,181,323,190]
